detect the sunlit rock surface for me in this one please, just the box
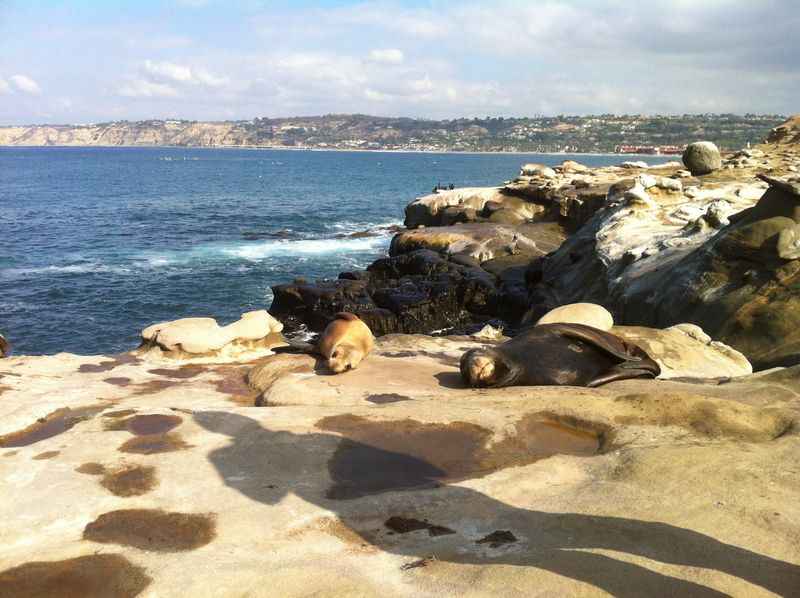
[2,328,798,597]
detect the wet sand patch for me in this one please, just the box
[83,509,216,552]
[118,433,191,455]
[32,450,60,460]
[100,465,157,497]
[0,554,151,598]
[0,405,107,448]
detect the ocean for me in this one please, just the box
[1,146,673,355]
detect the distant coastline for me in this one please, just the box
[0,144,670,158]
[0,113,783,154]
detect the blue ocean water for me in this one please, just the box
[1,147,673,356]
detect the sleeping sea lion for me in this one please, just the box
[460,323,660,388]
[318,312,374,373]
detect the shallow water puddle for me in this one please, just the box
[0,405,106,448]
[318,413,602,499]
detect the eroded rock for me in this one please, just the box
[140,310,284,359]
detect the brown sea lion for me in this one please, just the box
[460,323,660,388]
[318,312,374,374]
[0,334,9,358]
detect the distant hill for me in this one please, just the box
[0,113,786,153]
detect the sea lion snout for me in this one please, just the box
[460,349,499,387]
[327,346,362,373]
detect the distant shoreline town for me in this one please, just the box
[0,113,785,154]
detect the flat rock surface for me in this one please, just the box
[1,332,799,597]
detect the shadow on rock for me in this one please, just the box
[194,411,800,597]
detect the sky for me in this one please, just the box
[0,0,798,124]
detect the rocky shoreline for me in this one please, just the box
[2,118,800,596]
[271,120,800,372]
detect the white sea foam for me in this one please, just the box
[2,262,131,277]
[222,235,387,261]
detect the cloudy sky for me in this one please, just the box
[0,0,797,124]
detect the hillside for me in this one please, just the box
[0,113,785,153]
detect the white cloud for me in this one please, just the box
[144,60,193,83]
[368,48,404,65]
[10,74,41,95]
[142,60,228,87]
[0,78,9,95]
[118,78,179,98]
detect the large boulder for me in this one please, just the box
[0,334,8,358]
[140,310,284,359]
[682,141,722,176]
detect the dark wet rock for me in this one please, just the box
[271,249,504,336]
[271,221,566,337]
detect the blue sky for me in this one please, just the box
[0,0,797,124]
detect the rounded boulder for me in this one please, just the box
[536,303,614,331]
[683,141,722,176]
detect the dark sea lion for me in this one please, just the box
[0,334,9,358]
[460,323,660,388]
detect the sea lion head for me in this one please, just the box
[327,344,363,374]
[460,348,507,388]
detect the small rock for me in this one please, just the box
[637,174,659,189]
[657,177,683,192]
[520,163,556,178]
[619,161,649,169]
[777,224,800,260]
[560,160,588,173]
[624,185,657,210]
[705,200,733,229]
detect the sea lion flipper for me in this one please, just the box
[550,324,643,363]
[586,364,660,388]
[271,340,317,355]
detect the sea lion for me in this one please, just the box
[0,334,9,358]
[318,312,374,374]
[460,323,660,388]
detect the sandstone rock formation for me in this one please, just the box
[2,332,798,596]
[140,310,284,360]
[683,141,722,176]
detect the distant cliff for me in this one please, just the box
[0,114,786,153]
